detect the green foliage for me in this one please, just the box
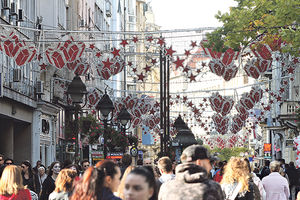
[209,147,249,161]
[206,0,300,56]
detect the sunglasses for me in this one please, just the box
[83,165,89,167]
[6,162,12,165]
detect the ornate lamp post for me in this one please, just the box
[173,115,197,154]
[96,90,114,159]
[66,74,87,163]
[117,106,132,145]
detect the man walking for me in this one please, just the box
[157,156,175,184]
[158,145,224,200]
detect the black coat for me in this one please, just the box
[40,175,55,200]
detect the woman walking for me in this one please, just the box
[40,161,61,200]
[0,165,32,200]
[71,160,122,200]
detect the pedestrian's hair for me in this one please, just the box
[54,169,77,193]
[157,156,172,173]
[70,160,119,200]
[48,161,60,176]
[221,157,250,193]
[21,160,34,177]
[129,166,157,200]
[0,165,24,196]
[4,158,13,164]
[264,160,270,166]
[81,159,89,166]
[121,154,132,167]
[270,161,281,172]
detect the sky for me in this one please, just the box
[149,0,237,29]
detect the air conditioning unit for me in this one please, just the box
[105,1,112,17]
[13,68,22,82]
[79,19,85,27]
[2,0,10,10]
[10,2,17,15]
[17,9,24,21]
[36,80,44,94]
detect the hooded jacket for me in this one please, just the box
[158,163,224,200]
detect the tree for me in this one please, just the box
[209,147,249,161]
[205,0,299,56]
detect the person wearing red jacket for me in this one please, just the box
[0,165,32,200]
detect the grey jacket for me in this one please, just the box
[158,163,224,200]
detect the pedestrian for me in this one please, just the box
[117,165,135,199]
[120,154,132,178]
[124,166,157,200]
[143,158,152,166]
[260,160,270,180]
[71,160,122,200]
[4,158,13,166]
[213,161,226,183]
[40,161,61,200]
[0,165,32,200]
[0,154,5,178]
[32,160,42,175]
[37,165,47,196]
[287,162,299,200]
[21,160,40,194]
[158,144,224,200]
[80,159,90,173]
[262,160,290,200]
[221,157,258,200]
[157,157,175,184]
[49,169,77,200]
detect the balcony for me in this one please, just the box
[278,101,300,130]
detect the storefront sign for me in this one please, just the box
[264,143,271,153]
[106,152,123,159]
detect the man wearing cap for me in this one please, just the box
[158,145,224,200]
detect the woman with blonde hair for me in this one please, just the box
[117,165,135,199]
[49,169,77,200]
[0,165,32,200]
[221,157,256,200]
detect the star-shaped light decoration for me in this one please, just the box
[132,68,137,73]
[128,61,133,66]
[276,95,282,102]
[151,59,157,65]
[188,73,196,82]
[201,62,206,67]
[95,51,102,58]
[89,44,95,49]
[279,87,285,93]
[102,58,113,69]
[147,36,153,42]
[149,109,155,115]
[184,49,191,57]
[157,37,165,46]
[264,105,271,111]
[120,39,128,47]
[144,65,151,73]
[182,96,188,103]
[166,46,176,57]
[137,73,145,81]
[154,101,160,108]
[111,48,121,58]
[188,101,194,107]
[196,69,201,73]
[40,63,47,70]
[173,56,185,70]
[132,37,138,43]
[190,41,197,48]
[183,67,190,73]
[287,66,295,74]
[176,95,180,99]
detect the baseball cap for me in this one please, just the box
[181,145,211,162]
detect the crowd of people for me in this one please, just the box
[0,145,299,200]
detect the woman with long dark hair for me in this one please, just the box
[21,161,40,194]
[71,160,121,200]
[40,161,61,200]
[124,166,157,200]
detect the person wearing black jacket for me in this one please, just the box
[21,161,40,195]
[260,160,270,180]
[286,162,299,200]
[40,161,61,200]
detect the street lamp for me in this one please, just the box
[66,74,87,163]
[117,106,132,145]
[96,89,114,159]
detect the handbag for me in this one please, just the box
[226,182,242,200]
